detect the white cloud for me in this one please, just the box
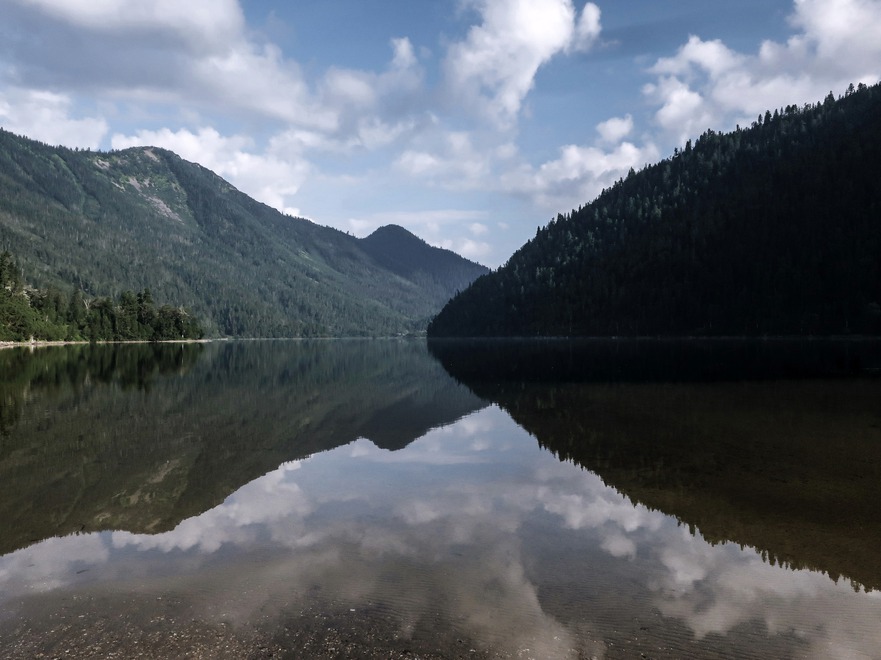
[573,2,602,52]
[356,117,416,150]
[4,0,332,131]
[391,37,418,70]
[0,88,107,148]
[789,0,881,66]
[444,0,601,126]
[596,114,633,144]
[451,238,492,261]
[316,37,425,138]
[192,43,334,130]
[397,150,442,176]
[501,139,660,211]
[644,76,715,145]
[652,36,742,78]
[395,130,491,184]
[644,0,881,145]
[10,0,245,51]
[322,68,378,108]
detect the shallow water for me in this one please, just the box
[1,340,880,658]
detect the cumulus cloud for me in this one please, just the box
[644,0,881,144]
[595,114,633,144]
[395,130,492,184]
[573,2,602,52]
[652,36,743,79]
[501,139,660,210]
[447,237,493,261]
[0,87,107,148]
[3,0,329,129]
[9,0,244,49]
[444,0,601,126]
[789,0,881,68]
[320,38,423,116]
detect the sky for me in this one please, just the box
[1,1,880,267]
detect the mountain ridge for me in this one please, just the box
[428,83,881,337]
[0,132,488,337]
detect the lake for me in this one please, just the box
[1,339,880,659]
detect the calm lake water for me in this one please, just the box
[1,339,880,659]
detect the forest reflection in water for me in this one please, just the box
[0,339,880,658]
[428,338,881,593]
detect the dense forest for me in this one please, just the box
[1,250,202,342]
[0,133,487,337]
[429,82,881,337]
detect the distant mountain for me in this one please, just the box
[0,131,488,337]
[429,82,881,337]
[360,224,487,327]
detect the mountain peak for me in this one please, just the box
[359,224,488,299]
[0,130,488,336]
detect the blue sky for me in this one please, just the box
[1,0,879,266]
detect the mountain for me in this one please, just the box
[429,82,881,337]
[0,131,488,337]
[361,224,482,319]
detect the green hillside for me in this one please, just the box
[0,131,487,337]
[429,83,881,337]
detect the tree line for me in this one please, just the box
[1,250,203,342]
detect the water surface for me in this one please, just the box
[1,339,880,658]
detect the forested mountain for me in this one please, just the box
[0,131,487,337]
[429,82,881,337]
[1,250,203,342]
[361,224,483,318]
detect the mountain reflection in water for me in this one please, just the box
[429,338,881,592]
[0,341,484,555]
[0,339,880,659]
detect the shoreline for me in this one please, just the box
[0,338,213,351]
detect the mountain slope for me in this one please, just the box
[361,224,485,322]
[429,83,881,337]
[0,132,488,336]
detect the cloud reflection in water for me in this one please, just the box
[2,405,880,658]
